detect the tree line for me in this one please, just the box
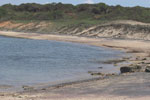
[0,2,150,22]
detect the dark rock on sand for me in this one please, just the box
[142,58,147,60]
[145,65,150,72]
[120,65,142,73]
[98,67,103,69]
[88,71,116,76]
[90,72,104,76]
[120,67,132,73]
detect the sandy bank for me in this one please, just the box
[0,31,150,100]
[1,20,150,40]
[0,31,150,51]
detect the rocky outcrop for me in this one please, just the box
[120,63,148,73]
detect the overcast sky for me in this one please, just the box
[0,0,150,7]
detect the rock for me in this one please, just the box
[88,71,105,76]
[142,58,147,60]
[88,71,117,77]
[120,67,132,73]
[91,72,104,76]
[145,66,150,72]
[120,65,142,73]
[17,96,22,98]
[140,62,145,64]
[41,88,46,90]
[0,94,5,96]
[105,73,116,76]
[98,67,103,69]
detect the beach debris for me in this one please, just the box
[88,71,104,76]
[22,85,34,91]
[126,50,142,53]
[0,93,5,96]
[105,73,116,76]
[88,71,116,76]
[101,59,126,64]
[98,67,103,69]
[41,88,46,90]
[142,58,147,60]
[93,58,126,64]
[122,57,132,60]
[0,85,12,89]
[114,63,118,66]
[140,61,145,64]
[91,72,104,76]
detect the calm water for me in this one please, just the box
[0,36,125,90]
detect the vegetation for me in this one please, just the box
[0,2,150,23]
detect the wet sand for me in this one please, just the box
[0,31,150,100]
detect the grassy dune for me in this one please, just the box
[1,20,150,40]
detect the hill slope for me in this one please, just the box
[0,20,150,40]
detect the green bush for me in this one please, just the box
[0,3,150,23]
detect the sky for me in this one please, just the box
[0,0,150,7]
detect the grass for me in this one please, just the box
[3,19,116,34]
[49,19,110,30]
[10,18,111,29]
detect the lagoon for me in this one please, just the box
[0,36,124,91]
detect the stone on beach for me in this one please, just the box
[120,65,142,73]
[145,65,150,72]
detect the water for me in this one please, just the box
[0,36,125,91]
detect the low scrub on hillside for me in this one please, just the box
[0,3,150,23]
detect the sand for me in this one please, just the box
[0,31,150,100]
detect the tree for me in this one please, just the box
[0,7,7,19]
[98,3,108,14]
[51,10,64,19]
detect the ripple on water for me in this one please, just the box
[0,36,125,91]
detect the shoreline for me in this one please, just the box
[0,31,126,91]
[1,31,150,100]
[0,31,148,50]
[0,31,148,60]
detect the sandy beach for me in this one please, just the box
[0,31,150,100]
